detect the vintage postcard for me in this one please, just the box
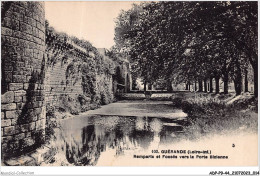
[1,0,259,175]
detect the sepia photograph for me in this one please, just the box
[1,0,259,174]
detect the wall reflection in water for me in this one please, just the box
[53,115,184,166]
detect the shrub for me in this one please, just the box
[46,105,55,118]
[78,94,91,105]
[100,92,108,105]
[180,95,258,139]
[229,96,257,112]
[56,95,80,115]
[92,94,101,104]
[171,97,183,108]
[45,105,58,142]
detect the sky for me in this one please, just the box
[45,1,140,49]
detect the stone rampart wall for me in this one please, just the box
[1,1,46,159]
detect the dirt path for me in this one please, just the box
[79,100,187,119]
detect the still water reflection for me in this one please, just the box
[52,115,187,166]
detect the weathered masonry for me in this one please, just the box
[44,25,131,113]
[1,2,46,158]
[1,1,131,160]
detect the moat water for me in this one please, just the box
[48,101,188,166]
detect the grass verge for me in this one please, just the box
[172,93,258,140]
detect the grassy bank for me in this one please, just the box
[172,92,258,140]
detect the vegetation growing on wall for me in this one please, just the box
[45,21,118,115]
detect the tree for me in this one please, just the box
[114,1,257,96]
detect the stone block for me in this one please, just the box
[16,62,25,67]
[39,91,44,96]
[26,34,34,43]
[35,29,39,38]
[38,101,43,107]
[1,103,17,111]
[13,70,24,75]
[37,114,41,121]
[23,83,29,90]
[1,112,5,119]
[33,48,39,54]
[26,76,32,82]
[13,31,22,39]
[10,19,20,31]
[31,115,38,122]
[31,18,37,27]
[34,108,42,115]
[25,131,31,138]
[25,102,33,109]
[18,39,28,48]
[15,125,21,134]
[1,27,12,36]
[40,84,44,90]
[3,63,13,71]
[39,30,44,39]
[28,122,36,131]
[19,33,28,41]
[13,75,27,83]
[36,96,42,101]
[1,91,14,104]
[22,96,27,102]
[9,83,23,91]
[24,16,30,25]
[12,5,25,16]
[6,110,21,119]
[17,1,29,8]
[25,61,33,71]
[14,96,23,103]
[4,71,13,82]
[38,39,43,46]
[1,119,11,127]
[17,102,25,109]
[1,143,8,154]
[22,138,35,148]
[28,41,35,49]
[32,101,39,108]
[36,21,41,29]
[25,8,33,18]
[2,135,13,143]
[11,118,18,126]
[20,124,29,132]
[14,90,27,97]
[14,133,25,140]
[10,37,19,46]
[2,17,12,28]
[36,119,45,130]
[26,108,34,117]
[2,35,11,46]
[4,126,15,136]
[13,65,24,72]
[23,67,32,76]
[40,45,45,52]
[1,35,7,44]
[20,22,32,35]
[32,27,37,38]
[12,11,23,21]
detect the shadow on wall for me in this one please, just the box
[4,56,46,159]
[1,2,13,94]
